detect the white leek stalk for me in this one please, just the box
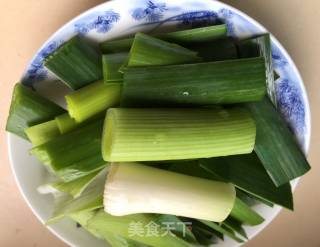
[104,162,236,222]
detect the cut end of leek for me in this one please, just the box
[25,119,60,146]
[66,81,121,123]
[103,162,236,222]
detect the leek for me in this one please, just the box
[237,34,276,105]
[102,108,256,162]
[191,221,223,245]
[121,57,266,107]
[168,161,264,225]
[66,81,121,123]
[51,168,105,198]
[47,167,106,224]
[230,198,264,226]
[102,53,127,83]
[222,218,247,239]
[88,210,191,247]
[6,83,65,139]
[31,119,106,181]
[45,36,102,90]
[100,24,228,53]
[126,33,201,67]
[71,211,147,246]
[247,97,311,186]
[25,119,60,146]
[186,38,238,62]
[200,152,293,209]
[104,163,236,222]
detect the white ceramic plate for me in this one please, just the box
[8,0,311,246]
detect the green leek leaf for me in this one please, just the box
[6,83,65,139]
[121,57,266,107]
[45,36,102,90]
[126,33,201,68]
[247,97,311,187]
[200,152,294,209]
[100,24,227,53]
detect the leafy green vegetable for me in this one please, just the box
[121,57,266,107]
[31,119,106,181]
[247,97,311,187]
[47,167,106,224]
[88,210,192,247]
[125,33,201,68]
[230,198,264,226]
[200,152,294,209]
[6,83,65,139]
[51,168,105,198]
[45,36,102,90]
[100,24,227,53]
[237,34,276,104]
[186,38,238,62]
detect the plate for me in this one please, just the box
[7,0,311,246]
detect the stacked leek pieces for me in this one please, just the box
[6,24,310,246]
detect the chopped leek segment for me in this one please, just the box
[66,80,121,123]
[157,24,227,44]
[104,162,236,222]
[247,97,311,187]
[126,33,201,67]
[102,108,256,162]
[121,57,266,107]
[237,34,276,105]
[31,119,106,181]
[6,83,65,139]
[199,220,244,243]
[47,168,106,224]
[100,24,228,53]
[102,53,128,83]
[52,168,105,198]
[88,210,192,247]
[230,198,264,226]
[186,38,238,62]
[200,152,293,209]
[45,36,102,90]
[25,120,60,146]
